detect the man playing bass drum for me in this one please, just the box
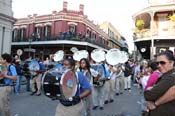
[55,58,91,116]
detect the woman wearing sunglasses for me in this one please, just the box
[144,51,175,116]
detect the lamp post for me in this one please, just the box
[28,34,34,58]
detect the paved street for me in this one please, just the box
[11,85,142,116]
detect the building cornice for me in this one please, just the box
[133,4,175,18]
[0,13,16,23]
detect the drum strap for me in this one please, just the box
[83,70,91,82]
[75,72,80,95]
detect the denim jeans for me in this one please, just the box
[15,75,22,93]
[25,77,30,91]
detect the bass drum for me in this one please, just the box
[42,69,78,100]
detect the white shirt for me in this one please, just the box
[82,68,98,85]
[140,75,149,90]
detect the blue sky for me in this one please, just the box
[12,0,148,52]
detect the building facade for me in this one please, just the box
[133,0,175,60]
[0,0,16,56]
[99,21,128,52]
[12,1,127,60]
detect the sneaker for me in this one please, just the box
[30,92,36,96]
[128,88,131,92]
[51,97,57,100]
[99,107,104,110]
[104,100,108,104]
[92,106,98,110]
[36,93,41,96]
[109,99,114,103]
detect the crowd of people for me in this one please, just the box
[136,50,175,116]
[0,50,175,116]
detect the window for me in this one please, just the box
[20,28,26,41]
[68,24,77,38]
[44,25,51,40]
[34,27,42,40]
[12,29,18,41]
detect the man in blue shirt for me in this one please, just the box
[55,58,91,116]
[0,53,17,116]
[91,62,110,110]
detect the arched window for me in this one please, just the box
[20,28,26,41]
[44,25,51,40]
[12,28,18,42]
[68,24,77,38]
[34,26,42,40]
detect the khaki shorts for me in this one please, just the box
[0,86,11,116]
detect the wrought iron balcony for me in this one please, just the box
[12,32,111,49]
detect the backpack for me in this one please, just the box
[4,64,14,85]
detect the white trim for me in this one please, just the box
[11,40,108,51]
[92,30,96,33]
[44,22,52,26]
[68,22,77,25]
[134,35,175,42]
[86,27,91,30]
[35,23,43,27]
[13,26,19,29]
[20,25,27,28]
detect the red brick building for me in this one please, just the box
[12,1,127,60]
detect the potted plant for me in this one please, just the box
[168,14,175,21]
[136,19,145,30]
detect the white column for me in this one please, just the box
[149,11,155,59]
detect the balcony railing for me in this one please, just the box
[134,28,175,40]
[12,33,111,49]
[134,29,152,39]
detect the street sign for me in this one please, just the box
[17,49,23,56]
[24,48,36,52]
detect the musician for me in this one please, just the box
[91,61,110,110]
[104,64,117,104]
[22,62,31,92]
[79,58,99,116]
[55,58,91,116]
[0,53,17,116]
[123,61,133,91]
[115,64,124,95]
[30,57,45,96]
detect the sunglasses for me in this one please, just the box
[156,61,168,65]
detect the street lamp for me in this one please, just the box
[28,33,34,58]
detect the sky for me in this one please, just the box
[12,0,149,53]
